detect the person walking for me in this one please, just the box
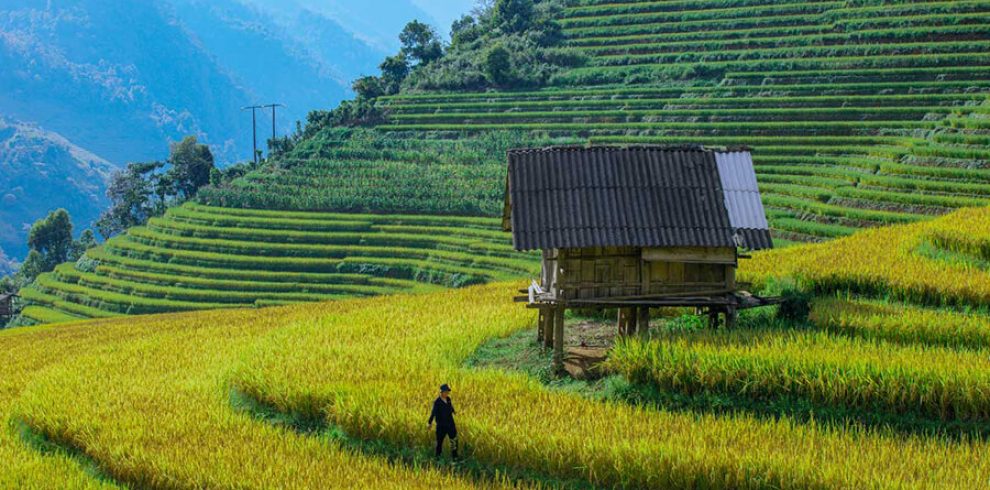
[428,384,458,459]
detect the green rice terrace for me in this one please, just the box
[14,0,990,324]
[379,0,990,242]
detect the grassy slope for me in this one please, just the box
[379,0,990,241]
[4,207,990,487]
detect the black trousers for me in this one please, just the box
[435,425,458,457]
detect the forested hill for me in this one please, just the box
[12,0,990,325]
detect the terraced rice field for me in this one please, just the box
[15,202,536,324]
[377,0,990,242]
[4,208,990,488]
[16,0,990,323]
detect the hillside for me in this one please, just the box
[0,0,386,263]
[0,117,114,260]
[4,207,990,487]
[378,0,990,243]
[12,0,990,324]
[13,133,550,324]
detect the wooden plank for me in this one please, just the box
[553,306,565,373]
[643,247,737,264]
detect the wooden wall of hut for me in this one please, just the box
[549,247,735,301]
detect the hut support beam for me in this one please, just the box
[708,308,719,329]
[637,307,651,337]
[537,308,547,344]
[552,306,565,373]
[618,308,636,336]
[543,307,555,349]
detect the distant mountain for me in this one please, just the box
[0,0,393,261]
[0,116,113,260]
[245,0,442,52]
[0,0,382,165]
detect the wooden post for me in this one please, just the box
[638,307,651,338]
[725,306,738,330]
[617,308,635,336]
[553,306,565,373]
[543,307,555,349]
[537,308,547,343]
[708,308,719,330]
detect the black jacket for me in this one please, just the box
[428,397,456,427]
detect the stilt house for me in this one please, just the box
[503,146,774,370]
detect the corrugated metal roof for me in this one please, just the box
[506,146,738,251]
[715,151,773,250]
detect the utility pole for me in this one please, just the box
[263,104,284,143]
[242,105,264,165]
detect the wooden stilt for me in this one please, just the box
[637,307,651,338]
[552,306,565,373]
[725,306,738,330]
[708,308,719,330]
[536,306,547,344]
[618,308,635,336]
[543,307,555,349]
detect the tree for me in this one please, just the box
[168,136,215,200]
[379,54,410,94]
[352,75,385,100]
[493,0,534,33]
[450,15,480,46]
[96,161,164,239]
[400,20,443,65]
[15,250,46,284]
[69,229,98,262]
[0,275,15,294]
[484,45,513,86]
[27,209,73,270]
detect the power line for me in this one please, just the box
[241,105,264,165]
[263,104,285,143]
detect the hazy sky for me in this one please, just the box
[411,0,477,32]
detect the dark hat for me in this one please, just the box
[439,384,451,393]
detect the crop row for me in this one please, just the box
[124,227,531,276]
[384,93,984,114]
[378,120,932,133]
[85,247,430,289]
[146,219,516,258]
[33,273,237,315]
[51,264,354,305]
[16,305,81,325]
[104,236,510,283]
[565,0,985,20]
[16,286,122,319]
[380,80,990,104]
[561,7,989,39]
[810,298,990,350]
[561,1,840,28]
[387,107,952,123]
[556,54,990,86]
[566,20,990,50]
[587,41,989,68]
[607,328,990,423]
[741,207,990,307]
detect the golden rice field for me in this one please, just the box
[3,207,990,488]
[741,206,990,306]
